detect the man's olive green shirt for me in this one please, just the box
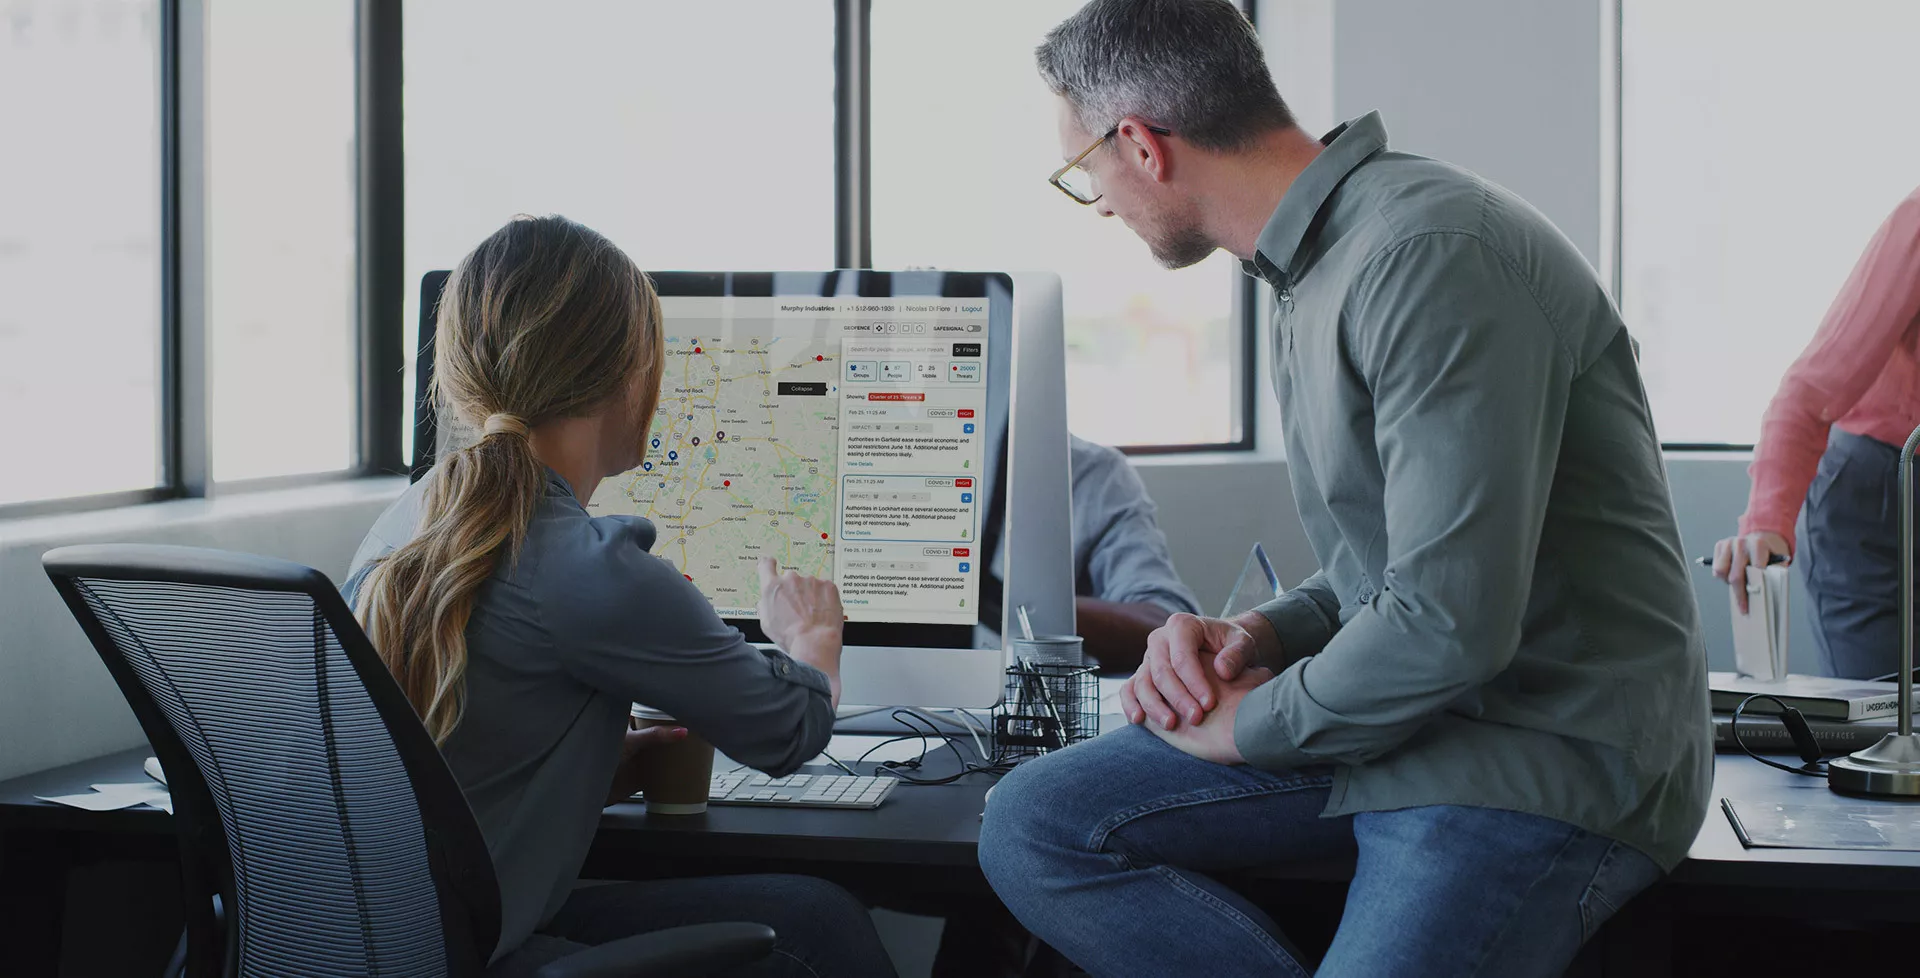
[1233,112,1712,870]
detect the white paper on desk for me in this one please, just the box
[37,782,172,813]
[1730,564,1790,681]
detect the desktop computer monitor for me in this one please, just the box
[413,269,1072,709]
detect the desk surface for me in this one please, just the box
[1676,753,1920,891]
[6,747,1920,892]
[598,777,989,869]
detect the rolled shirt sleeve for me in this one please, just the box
[537,517,835,778]
[1235,232,1576,771]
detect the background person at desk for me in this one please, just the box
[345,215,897,978]
[1713,187,1920,680]
[976,429,1201,670]
[980,2,1711,975]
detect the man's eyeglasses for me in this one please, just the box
[1048,123,1174,205]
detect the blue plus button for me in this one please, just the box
[963,423,975,434]
[958,562,970,573]
[960,492,972,504]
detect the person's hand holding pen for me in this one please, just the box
[1707,531,1792,614]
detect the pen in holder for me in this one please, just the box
[994,656,1098,761]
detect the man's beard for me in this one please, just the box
[1146,219,1216,270]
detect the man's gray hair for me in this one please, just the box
[1036,0,1293,152]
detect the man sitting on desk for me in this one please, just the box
[976,429,1201,671]
[928,429,1201,976]
[979,2,1712,976]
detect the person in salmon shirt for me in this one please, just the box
[1714,187,1920,680]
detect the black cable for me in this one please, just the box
[883,710,987,781]
[900,710,1003,768]
[1866,666,1920,683]
[819,750,860,778]
[865,709,1015,786]
[853,734,920,764]
[1730,694,1829,778]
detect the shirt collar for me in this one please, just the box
[1241,111,1391,285]
[546,467,580,501]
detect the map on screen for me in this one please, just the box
[593,324,841,615]
[585,295,989,625]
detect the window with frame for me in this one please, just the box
[6,0,1271,516]
[402,0,837,461]
[0,0,163,505]
[1621,0,1920,446]
[206,0,358,482]
[869,0,1252,452]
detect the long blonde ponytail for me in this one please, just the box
[354,215,662,742]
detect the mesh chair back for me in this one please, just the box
[43,545,499,978]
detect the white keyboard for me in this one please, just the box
[708,771,896,810]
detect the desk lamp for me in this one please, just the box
[1828,422,1920,797]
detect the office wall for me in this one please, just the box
[1133,457,1315,613]
[1329,0,1604,266]
[1322,0,1817,670]
[1129,0,1817,675]
[1139,453,1820,676]
[0,480,405,782]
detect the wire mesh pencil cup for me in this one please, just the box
[993,661,1099,760]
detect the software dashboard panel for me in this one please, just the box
[588,293,992,629]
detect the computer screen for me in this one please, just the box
[415,270,1013,652]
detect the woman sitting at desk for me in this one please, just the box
[344,215,897,977]
[1714,187,1920,679]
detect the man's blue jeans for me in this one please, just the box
[979,724,1661,977]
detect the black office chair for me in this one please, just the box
[42,544,774,978]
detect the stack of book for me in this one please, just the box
[1710,672,1911,753]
